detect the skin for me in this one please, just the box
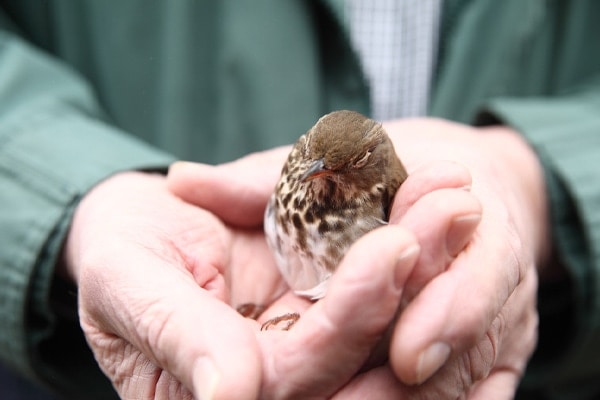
[63,169,427,399]
[170,118,547,398]
[386,119,548,393]
[62,117,547,399]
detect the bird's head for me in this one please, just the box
[299,110,404,195]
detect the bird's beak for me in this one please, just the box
[301,158,332,182]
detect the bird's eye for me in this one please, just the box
[353,150,372,168]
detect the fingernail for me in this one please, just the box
[394,244,420,289]
[415,342,451,384]
[446,214,481,256]
[193,357,220,400]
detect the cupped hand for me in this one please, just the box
[166,133,486,398]
[62,169,431,399]
[168,117,546,399]
[62,171,266,399]
[381,118,546,398]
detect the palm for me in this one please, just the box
[66,172,270,399]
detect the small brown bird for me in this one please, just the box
[264,110,408,301]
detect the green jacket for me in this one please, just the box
[0,1,599,399]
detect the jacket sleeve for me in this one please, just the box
[0,25,174,398]
[478,75,600,395]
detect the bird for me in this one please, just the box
[264,110,408,305]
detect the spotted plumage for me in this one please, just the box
[264,110,408,300]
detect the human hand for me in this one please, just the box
[62,170,430,399]
[166,137,487,398]
[169,118,546,399]
[61,171,263,399]
[379,118,545,398]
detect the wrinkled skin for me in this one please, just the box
[63,118,545,399]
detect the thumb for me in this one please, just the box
[167,147,290,227]
[79,253,262,400]
[257,226,420,398]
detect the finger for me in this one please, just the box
[167,147,290,227]
[390,211,525,385]
[398,188,482,298]
[259,226,420,398]
[390,160,473,223]
[79,253,262,400]
[386,263,537,398]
